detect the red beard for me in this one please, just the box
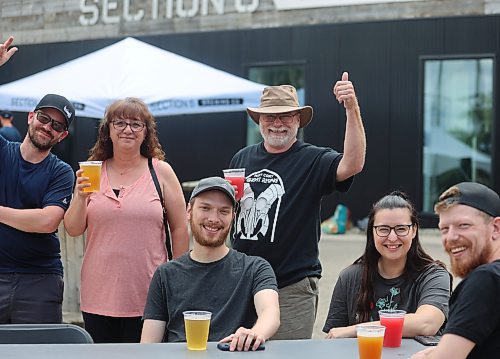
[190,218,230,248]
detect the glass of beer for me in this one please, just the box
[183,310,212,350]
[356,325,385,359]
[78,161,102,192]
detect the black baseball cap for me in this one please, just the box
[190,177,236,207]
[0,110,13,119]
[34,94,75,127]
[439,182,500,217]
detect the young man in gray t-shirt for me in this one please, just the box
[141,177,280,351]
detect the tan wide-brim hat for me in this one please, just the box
[247,85,313,128]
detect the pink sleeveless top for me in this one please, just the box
[80,159,167,317]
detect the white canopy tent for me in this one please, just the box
[0,37,265,118]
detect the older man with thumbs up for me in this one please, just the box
[228,72,366,339]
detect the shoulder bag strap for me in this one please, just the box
[148,157,173,261]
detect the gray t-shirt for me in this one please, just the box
[143,249,278,342]
[323,263,451,332]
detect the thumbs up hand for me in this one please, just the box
[333,72,358,110]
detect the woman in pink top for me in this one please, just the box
[64,98,189,343]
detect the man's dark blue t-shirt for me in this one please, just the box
[0,135,74,275]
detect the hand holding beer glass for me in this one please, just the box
[223,168,245,201]
[183,311,212,350]
[78,161,102,192]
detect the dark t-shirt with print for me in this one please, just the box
[323,263,451,332]
[230,140,352,288]
[443,260,500,359]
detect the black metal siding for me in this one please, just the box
[0,15,497,225]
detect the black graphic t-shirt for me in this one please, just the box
[323,263,451,333]
[230,140,351,288]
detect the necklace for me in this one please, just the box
[117,166,134,176]
[109,161,135,176]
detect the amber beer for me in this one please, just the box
[356,325,385,359]
[79,161,102,192]
[183,311,212,350]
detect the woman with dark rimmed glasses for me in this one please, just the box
[64,97,189,343]
[323,191,452,339]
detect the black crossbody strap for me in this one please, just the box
[148,157,173,261]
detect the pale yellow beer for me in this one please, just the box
[183,311,211,350]
[79,161,102,192]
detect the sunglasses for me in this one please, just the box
[35,111,67,133]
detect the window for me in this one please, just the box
[246,65,305,145]
[422,57,494,211]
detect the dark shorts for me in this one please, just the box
[82,312,143,343]
[0,273,64,324]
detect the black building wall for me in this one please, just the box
[1,15,498,226]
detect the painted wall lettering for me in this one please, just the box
[79,0,261,25]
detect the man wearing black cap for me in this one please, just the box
[0,94,75,323]
[0,110,22,142]
[229,73,366,339]
[141,177,280,351]
[411,182,500,359]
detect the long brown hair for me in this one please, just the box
[88,97,165,161]
[354,191,449,323]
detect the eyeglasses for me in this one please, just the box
[373,224,413,237]
[35,111,67,133]
[111,119,146,132]
[260,112,299,124]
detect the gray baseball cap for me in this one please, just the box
[190,177,236,207]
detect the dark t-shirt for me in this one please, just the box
[323,263,451,332]
[0,135,74,274]
[443,260,500,359]
[143,249,277,342]
[230,141,352,288]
